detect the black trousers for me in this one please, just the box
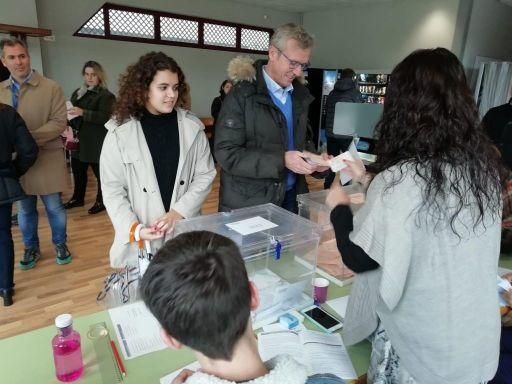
[324,136,352,189]
[0,203,14,290]
[71,157,102,203]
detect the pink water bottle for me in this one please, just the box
[52,314,84,382]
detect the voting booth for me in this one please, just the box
[173,203,322,328]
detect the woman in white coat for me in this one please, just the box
[100,52,216,268]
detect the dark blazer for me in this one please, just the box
[0,104,38,205]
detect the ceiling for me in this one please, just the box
[229,0,393,13]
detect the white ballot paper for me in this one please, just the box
[225,216,278,236]
[498,275,512,307]
[160,361,201,384]
[108,301,167,360]
[258,329,357,380]
[66,101,77,121]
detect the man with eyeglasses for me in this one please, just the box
[215,23,329,213]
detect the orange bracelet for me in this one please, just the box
[129,222,139,243]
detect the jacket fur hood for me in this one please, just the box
[227,56,306,84]
[227,56,256,84]
[183,355,309,384]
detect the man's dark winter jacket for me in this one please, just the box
[0,104,38,205]
[214,57,316,211]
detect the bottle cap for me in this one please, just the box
[55,314,73,328]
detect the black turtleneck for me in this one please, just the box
[141,109,180,211]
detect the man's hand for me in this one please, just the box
[172,369,195,383]
[285,151,318,175]
[152,209,184,235]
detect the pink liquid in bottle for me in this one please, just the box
[52,314,84,382]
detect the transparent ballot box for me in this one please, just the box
[173,203,321,328]
[297,186,364,286]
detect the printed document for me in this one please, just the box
[108,301,167,359]
[225,216,278,236]
[258,329,357,380]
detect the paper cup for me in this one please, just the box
[313,277,329,304]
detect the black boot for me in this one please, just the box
[88,201,105,214]
[63,198,84,209]
[0,289,14,306]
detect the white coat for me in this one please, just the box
[100,108,216,267]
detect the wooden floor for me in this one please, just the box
[0,165,324,340]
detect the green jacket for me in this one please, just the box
[70,86,115,163]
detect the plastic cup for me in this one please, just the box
[313,277,329,304]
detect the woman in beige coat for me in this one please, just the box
[100,52,216,268]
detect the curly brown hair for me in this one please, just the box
[114,52,190,123]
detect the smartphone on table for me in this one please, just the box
[301,305,343,333]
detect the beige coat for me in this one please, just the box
[100,108,216,267]
[0,71,67,195]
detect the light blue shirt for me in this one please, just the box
[262,66,296,190]
[262,66,293,104]
[10,70,34,110]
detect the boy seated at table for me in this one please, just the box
[140,230,345,384]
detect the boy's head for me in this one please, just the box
[140,231,256,360]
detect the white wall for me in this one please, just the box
[462,0,512,73]
[36,0,299,116]
[0,0,44,73]
[303,0,461,71]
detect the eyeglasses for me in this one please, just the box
[276,47,310,71]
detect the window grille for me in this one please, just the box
[77,9,105,36]
[241,28,270,51]
[204,23,236,48]
[74,3,272,54]
[161,17,198,44]
[109,9,154,39]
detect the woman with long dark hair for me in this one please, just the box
[327,48,504,383]
[210,79,232,125]
[100,52,215,268]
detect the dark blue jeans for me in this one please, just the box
[491,326,512,384]
[281,185,298,214]
[17,193,67,248]
[0,203,14,290]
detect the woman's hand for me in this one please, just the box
[340,158,366,184]
[68,106,84,117]
[326,181,350,208]
[152,209,184,234]
[503,290,512,308]
[139,227,165,241]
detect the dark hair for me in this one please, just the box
[140,231,251,360]
[373,47,504,234]
[219,79,232,96]
[113,52,190,123]
[340,68,355,79]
